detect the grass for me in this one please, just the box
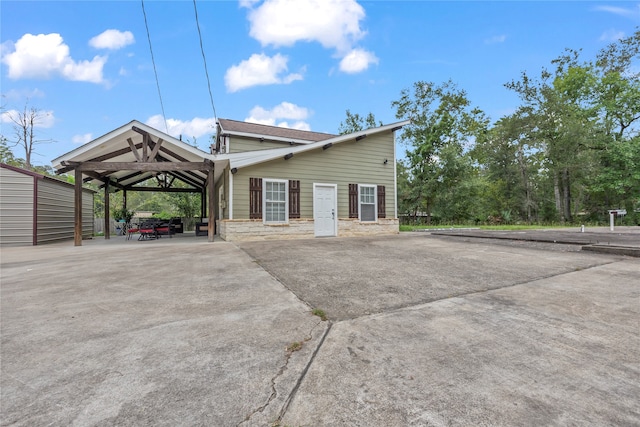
[400,224,575,232]
[286,341,303,353]
[312,308,328,321]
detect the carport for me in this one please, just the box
[52,120,227,245]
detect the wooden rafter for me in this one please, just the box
[61,161,210,172]
[58,142,145,174]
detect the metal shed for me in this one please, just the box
[0,163,95,246]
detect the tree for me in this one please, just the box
[472,107,543,223]
[5,103,52,170]
[590,31,640,223]
[0,135,22,166]
[338,110,381,134]
[392,80,488,223]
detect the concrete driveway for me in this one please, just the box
[2,232,639,426]
[1,239,327,426]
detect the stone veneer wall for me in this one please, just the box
[218,218,399,242]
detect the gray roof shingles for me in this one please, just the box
[218,118,335,142]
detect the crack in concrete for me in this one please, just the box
[274,321,332,424]
[237,320,330,427]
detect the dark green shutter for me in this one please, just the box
[349,184,358,218]
[289,180,300,219]
[249,178,262,219]
[377,185,386,219]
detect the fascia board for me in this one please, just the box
[220,129,316,145]
[51,120,139,168]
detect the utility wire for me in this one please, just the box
[141,0,168,133]
[193,0,218,121]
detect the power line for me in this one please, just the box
[141,0,168,133]
[193,0,218,122]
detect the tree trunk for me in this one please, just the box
[554,172,563,222]
[517,146,532,223]
[562,168,572,222]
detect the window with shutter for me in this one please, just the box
[349,184,358,218]
[359,184,376,222]
[377,185,386,218]
[249,178,262,219]
[289,180,300,219]
[263,179,287,223]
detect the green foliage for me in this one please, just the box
[393,80,489,223]
[392,30,639,227]
[152,211,173,220]
[286,341,303,353]
[338,110,381,134]
[312,308,327,321]
[112,206,135,222]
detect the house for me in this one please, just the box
[213,118,409,241]
[0,163,95,246]
[50,118,409,243]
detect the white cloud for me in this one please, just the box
[245,102,311,130]
[2,33,106,83]
[145,115,216,140]
[3,88,45,101]
[599,29,626,41]
[1,109,55,128]
[593,4,640,19]
[246,0,366,52]
[339,48,378,73]
[72,133,93,144]
[239,0,260,7]
[224,53,303,92]
[484,34,507,44]
[242,0,377,75]
[89,29,135,50]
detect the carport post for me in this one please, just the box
[208,164,215,242]
[201,188,206,219]
[104,180,110,239]
[74,168,82,246]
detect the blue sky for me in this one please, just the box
[1,0,638,167]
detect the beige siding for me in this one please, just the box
[37,180,94,244]
[232,132,395,220]
[0,167,35,246]
[214,167,229,220]
[229,135,303,153]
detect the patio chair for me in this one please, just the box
[126,221,140,240]
[138,221,157,240]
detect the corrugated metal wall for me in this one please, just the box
[82,190,94,239]
[1,164,95,246]
[0,167,35,246]
[36,180,94,244]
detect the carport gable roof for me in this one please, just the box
[220,120,411,170]
[51,120,217,191]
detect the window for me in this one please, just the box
[264,179,288,223]
[359,184,377,222]
[250,178,299,221]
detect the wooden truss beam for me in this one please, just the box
[61,161,211,172]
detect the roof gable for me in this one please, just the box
[220,120,410,170]
[50,120,218,190]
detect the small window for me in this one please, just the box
[359,184,377,222]
[264,179,288,223]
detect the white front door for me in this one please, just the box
[314,184,337,237]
